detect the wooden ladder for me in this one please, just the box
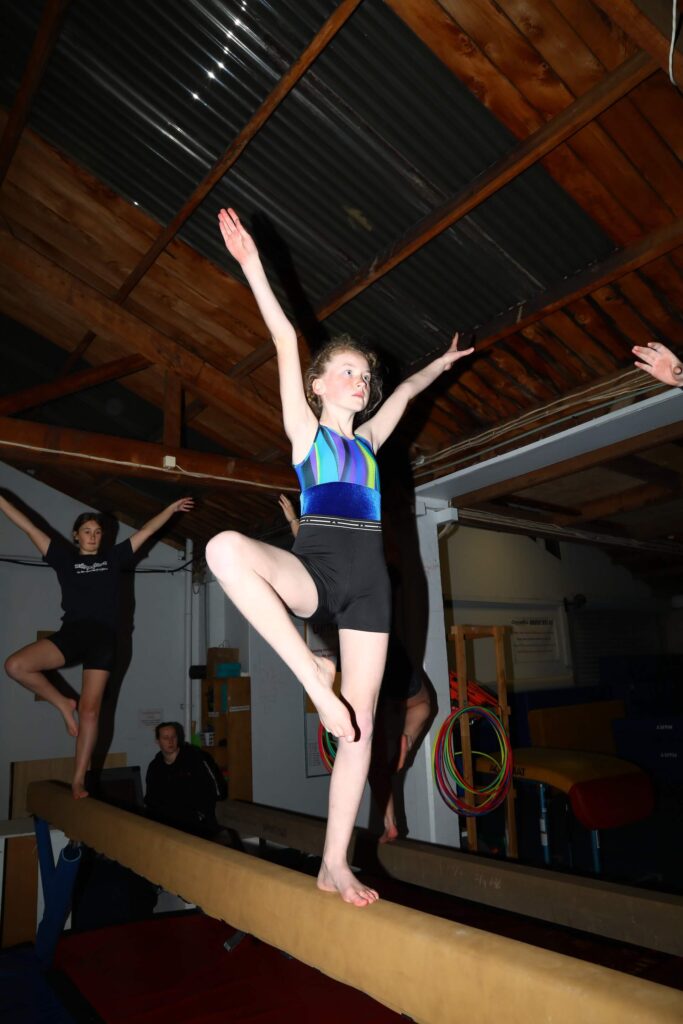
[451,624,518,858]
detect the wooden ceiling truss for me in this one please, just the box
[0,0,681,567]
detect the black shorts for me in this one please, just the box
[292,516,392,633]
[49,620,117,672]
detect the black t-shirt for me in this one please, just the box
[145,745,227,837]
[44,537,135,629]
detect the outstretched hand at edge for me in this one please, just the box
[633,342,683,388]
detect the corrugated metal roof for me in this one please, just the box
[0,0,614,368]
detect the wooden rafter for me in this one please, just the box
[472,218,683,353]
[592,0,683,81]
[163,371,183,450]
[60,0,364,373]
[553,481,681,526]
[0,353,150,416]
[0,415,295,492]
[607,454,682,490]
[0,227,288,450]
[455,506,683,556]
[227,50,657,379]
[446,418,683,508]
[0,0,71,186]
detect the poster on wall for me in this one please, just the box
[510,615,559,664]
[303,622,339,778]
[447,600,572,688]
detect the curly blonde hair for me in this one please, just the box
[304,335,383,420]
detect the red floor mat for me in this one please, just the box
[54,914,405,1023]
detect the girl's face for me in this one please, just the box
[74,520,102,554]
[313,350,372,414]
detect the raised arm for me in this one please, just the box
[358,333,474,452]
[633,342,683,388]
[129,497,194,554]
[218,208,317,452]
[0,492,51,556]
[278,493,300,538]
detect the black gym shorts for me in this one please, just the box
[292,516,392,633]
[48,620,117,672]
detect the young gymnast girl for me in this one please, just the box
[206,208,473,907]
[1,493,193,798]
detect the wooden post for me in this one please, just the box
[452,626,477,851]
[451,625,518,857]
[493,626,518,858]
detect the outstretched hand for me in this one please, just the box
[172,497,195,514]
[633,342,683,388]
[437,333,475,374]
[218,208,258,267]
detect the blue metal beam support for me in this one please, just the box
[33,816,82,966]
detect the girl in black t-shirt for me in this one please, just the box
[1,493,193,798]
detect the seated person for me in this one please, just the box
[145,721,227,839]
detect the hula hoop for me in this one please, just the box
[432,704,513,816]
[317,722,337,773]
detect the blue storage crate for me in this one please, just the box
[612,717,683,783]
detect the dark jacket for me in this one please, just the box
[145,744,227,838]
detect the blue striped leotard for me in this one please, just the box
[294,424,381,524]
[291,425,391,631]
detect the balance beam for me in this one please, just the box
[27,781,683,1024]
[217,799,683,956]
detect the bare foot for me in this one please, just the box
[317,860,379,907]
[59,698,79,738]
[396,733,414,772]
[72,781,89,799]
[379,819,399,844]
[308,656,355,742]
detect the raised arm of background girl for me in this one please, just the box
[0,492,51,555]
[217,208,316,455]
[357,333,474,453]
[129,497,194,554]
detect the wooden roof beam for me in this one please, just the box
[61,0,363,373]
[0,353,150,416]
[472,218,683,354]
[448,417,683,508]
[592,0,683,81]
[553,481,681,526]
[454,506,683,556]
[0,415,295,492]
[228,49,656,378]
[606,454,682,490]
[0,227,288,450]
[163,371,183,450]
[117,0,364,299]
[0,0,71,187]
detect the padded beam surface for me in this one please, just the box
[27,782,683,1024]
[509,748,642,790]
[217,799,683,956]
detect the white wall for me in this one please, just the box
[441,527,657,608]
[0,463,189,817]
[439,526,659,686]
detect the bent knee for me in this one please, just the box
[4,654,21,679]
[206,531,250,579]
